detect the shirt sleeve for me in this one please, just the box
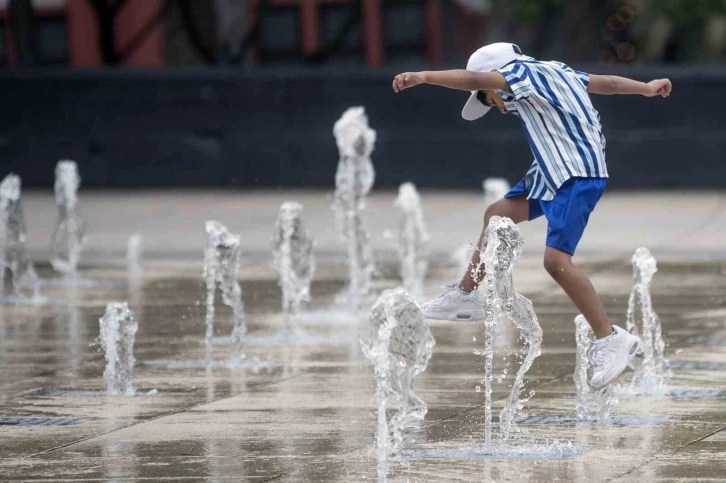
[572,69,590,88]
[552,61,590,89]
[496,61,532,101]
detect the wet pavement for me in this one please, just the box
[1,191,726,481]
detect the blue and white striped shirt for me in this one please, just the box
[496,57,607,201]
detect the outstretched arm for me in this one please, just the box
[587,74,672,97]
[393,70,511,93]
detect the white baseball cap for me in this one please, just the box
[461,42,523,121]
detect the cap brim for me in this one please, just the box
[462,91,491,121]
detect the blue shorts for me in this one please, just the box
[505,177,607,255]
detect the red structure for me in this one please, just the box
[2,0,163,68]
[67,0,164,67]
[247,0,445,66]
[1,0,468,68]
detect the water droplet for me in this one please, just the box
[473,336,477,342]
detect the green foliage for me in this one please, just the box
[658,0,726,23]
[491,0,569,20]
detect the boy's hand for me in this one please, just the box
[393,72,426,93]
[645,79,672,98]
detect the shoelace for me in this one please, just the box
[426,283,484,307]
[428,283,458,302]
[588,342,612,365]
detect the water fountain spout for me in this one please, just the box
[362,288,435,473]
[127,234,143,273]
[51,160,86,276]
[625,247,671,395]
[331,107,376,310]
[204,221,247,367]
[0,174,42,301]
[271,202,315,338]
[394,183,430,297]
[99,302,137,395]
[573,315,616,420]
[474,216,542,445]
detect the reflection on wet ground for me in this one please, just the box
[0,257,725,482]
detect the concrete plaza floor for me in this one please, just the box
[1,190,726,482]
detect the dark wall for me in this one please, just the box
[1,66,725,190]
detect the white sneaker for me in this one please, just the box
[421,284,486,321]
[588,325,642,390]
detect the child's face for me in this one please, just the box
[480,90,508,114]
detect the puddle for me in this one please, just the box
[138,360,278,371]
[689,337,726,346]
[515,415,671,426]
[666,388,726,398]
[27,389,159,397]
[669,361,726,370]
[0,416,85,426]
[39,277,124,289]
[213,333,353,346]
[405,441,583,460]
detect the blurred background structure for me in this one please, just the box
[0,0,725,189]
[4,0,726,68]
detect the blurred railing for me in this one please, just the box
[248,0,443,66]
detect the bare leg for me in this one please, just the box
[543,247,613,339]
[458,197,530,292]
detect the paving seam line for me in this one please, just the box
[257,306,726,481]
[20,372,309,460]
[258,369,578,482]
[607,424,726,482]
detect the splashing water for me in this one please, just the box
[483,178,511,207]
[451,178,510,278]
[127,234,143,273]
[393,183,430,297]
[99,302,138,395]
[204,221,247,367]
[0,174,42,301]
[473,216,542,447]
[331,107,376,310]
[453,239,475,279]
[361,288,435,479]
[624,247,671,396]
[271,202,315,338]
[51,160,86,276]
[573,315,616,420]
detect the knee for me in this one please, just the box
[543,250,569,277]
[484,200,506,224]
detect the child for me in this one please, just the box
[392,42,672,389]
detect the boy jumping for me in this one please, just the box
[392,43,672,390]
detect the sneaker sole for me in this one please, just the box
[591,337,642,390]
[423,309,487,322]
